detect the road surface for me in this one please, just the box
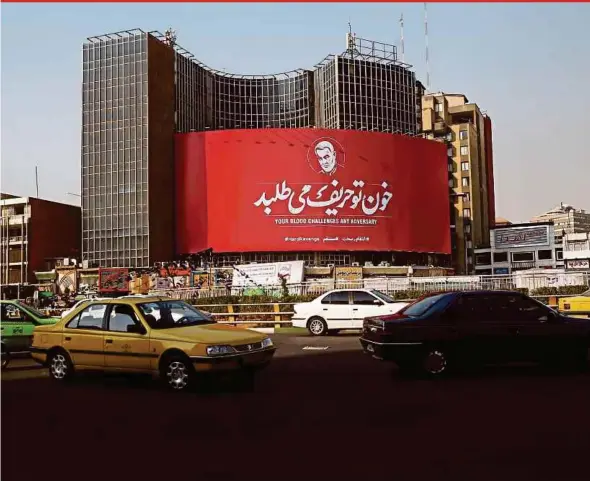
[2,333,590,481]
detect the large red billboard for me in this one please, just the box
[176,129,451,255]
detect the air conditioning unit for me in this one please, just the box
[351,262,360,267]
[327,263,335,268]
[364,261,374,267]
[379,262,391,267]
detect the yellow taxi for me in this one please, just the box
[558,288,590,319]
[30,296,276,391]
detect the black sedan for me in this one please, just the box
[359,290,590,377]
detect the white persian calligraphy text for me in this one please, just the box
[254,179,393,217]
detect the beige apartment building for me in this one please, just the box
[422,93,495,274]
[531,203,590,242]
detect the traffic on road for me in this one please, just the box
[3,288,589,385]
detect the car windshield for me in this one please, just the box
[74,300,92,309]
[370,290,397,303]
[401,293,448,317]
[16,301,52,319]
[137,301,215,329]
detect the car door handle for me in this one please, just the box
[64,336,71,341]
[105,339,113,344]
[352,308,359,311]
[323,308,328,311]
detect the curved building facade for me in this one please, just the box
[175,54,315,132]
[81,29,424,268]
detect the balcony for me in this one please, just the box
[8,236,26,244]
[0,214,31,226]
[433,121,448,134]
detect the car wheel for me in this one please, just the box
[1,344,9,370]
[162,356,194,392]
[421,349,448,377]
[307,317,328,336]
[48,350,74,382]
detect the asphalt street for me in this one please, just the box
[2,333,590,481]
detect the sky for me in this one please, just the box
[1,2,589,223]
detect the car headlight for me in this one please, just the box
[206,345,236,356]
[261,337,273,348]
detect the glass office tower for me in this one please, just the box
[81,30,422,268]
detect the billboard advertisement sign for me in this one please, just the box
[493,225,550,249]
[231,261,305,288]
[98,268,129,293]
[567,259,590,270]
[335,266,363,281]
[176,128,450,254]
[57,269,77,295]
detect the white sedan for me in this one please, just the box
[292,289,409,336]
[60,298,109,318]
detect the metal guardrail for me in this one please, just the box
[148,271,590,300]
[38,294,590,325]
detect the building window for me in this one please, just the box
[448,162,454,172]
[447,147,453,157]
[461,161,469,171]
[475,252,491,265]
[460,145,469,156]
[464,193,470,201]
[463,208,471,218]
[462,177,470,187]
[556,249,564,260]
[448,179,456,188]
[435,102,443,113]
[459,130,468,140]
[512,251,535,262]
[493,252,508,263]
[537,249,553,260]
[464,224,471,234]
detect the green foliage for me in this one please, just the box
[531,285,588,297]
[514,288,530,296]
[280,276,289,298]
[191,294,317,314]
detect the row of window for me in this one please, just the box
[475,249,559,266]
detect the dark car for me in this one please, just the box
[359,290,590,377]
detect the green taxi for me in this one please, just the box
[1,300,60,368]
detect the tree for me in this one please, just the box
[279,274,289,298]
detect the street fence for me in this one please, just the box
[42,294,590,325]
[148,271,590,300]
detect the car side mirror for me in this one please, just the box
[373,299,384,305]
[127,324,146,335]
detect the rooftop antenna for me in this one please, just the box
[35,166,39,198]
[346,19,356,52]
[400,13,405,63]
[164,27,177,47]
[424,3,431,91]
